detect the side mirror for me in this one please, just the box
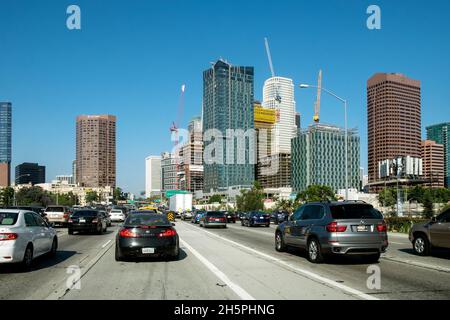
[49,222,55,228]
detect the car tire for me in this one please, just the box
[170,246,180,261]
[307,238,324,264]
[365,253,381,263]
[68,229,74,235]
[241,220,244,226]
[97,224,103,235]
[49,237,58,257]
[21,245,34,271]
[115,245,123,262]
[275,232,287,252]
[413,235,431,256]
[265,224,270,228]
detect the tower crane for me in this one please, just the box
[264,37,282,104]
[313,70,322,123]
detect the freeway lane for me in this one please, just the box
[196,221,450,300]
[1,220,450,300]
[0,225,119,300]
[63,222,355,300]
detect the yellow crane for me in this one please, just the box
[313,70,322,123]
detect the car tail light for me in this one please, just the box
[68,219,73,223]
[119,228,139,238]
[0,233,18,241]
[326,222,347,233]
[64,213,69,218]
[377,222,387,232]
[92,219,98,223]
[159,229,177,238]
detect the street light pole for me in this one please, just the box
[299,84,349,200]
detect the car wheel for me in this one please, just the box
[275,232,287,252]
[68,229,74,235]
[170,245,180,261]
[22,245,34,271]
[413,235,430,256]
[49,237,58,257]
[104,225,107,232]
[265,224,270,228]
[241,220,244,226]
[115,245,123,262]
[365,253,381,263]
[307,238,324,263]
[97,224,103,235]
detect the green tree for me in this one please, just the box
[422,189,435,219]
[208,194,223,204]
[275,199,295,213]
[54,192,78,206]
[236,182,265,212]
[113,187,127,203]
[378,188,397,212]
[15,186,53,207]
[85,191,100,204]
[296,185,337,203]
[0,187,15,207]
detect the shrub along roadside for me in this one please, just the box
[385,217,429,234]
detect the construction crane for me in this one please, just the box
[264,37,282,104]
[170,84,186,190]
[313,70,322,123]
[170,84,186,146]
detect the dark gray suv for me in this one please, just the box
[275,201,388,263]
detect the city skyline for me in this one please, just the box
[1,1,450,194]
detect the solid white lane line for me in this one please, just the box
[102,240,112,248]
[180,239,255,300]
[389,242,407,245]
[183,223,377,300]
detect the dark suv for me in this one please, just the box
[275,201,388,263]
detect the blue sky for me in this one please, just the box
[1,0,449,195]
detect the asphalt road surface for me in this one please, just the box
[1,221,450,300]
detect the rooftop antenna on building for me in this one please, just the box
[313,70,322,123]
[264,37,282,104]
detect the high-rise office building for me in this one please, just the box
[421,140,445,188]
[0,102,12,187]
[76,115,116,188]
[161,152,178,192]
[179,116,204,193]
[426,123,450,187]
[367,73,421,190]
[203,59,255,193]
[15,163,46,185]
[145,156,162,198]
[263,77,296,154]
[292,124,360,192]
[56,175,75,185]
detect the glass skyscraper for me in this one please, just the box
[427,123,450,187]
[203,60,255,193]
[0,102,12,186]
[292,124,360,192]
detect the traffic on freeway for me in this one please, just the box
[1,202,450,301]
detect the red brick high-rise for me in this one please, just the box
[76,115,116,188]
[367,73,421,189]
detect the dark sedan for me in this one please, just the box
[68,210,108,235]
[225,212,237,223]
[115,213,179,261]
[241,212,271,227]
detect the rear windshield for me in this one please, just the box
[111,210,123,213]
[206,212,225,217]
[72,211,98,217]
[125,215,170,227]
[0,212,19,226]
[251,212,267,216]
[46,207,65,212]
[330,205,383,220]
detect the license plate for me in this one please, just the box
[142,248,155,254]
[357,225,369,232]
[260,217,264,219]
[79,219,86,223]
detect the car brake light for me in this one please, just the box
[64,213,69,218]
[377,222,387,232]
[326,222,347,233]
[159,229,177,237]
[119,229,139,238]
[0,233,18,241]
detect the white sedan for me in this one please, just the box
[110,210,126,222]
[0,209,58,269]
